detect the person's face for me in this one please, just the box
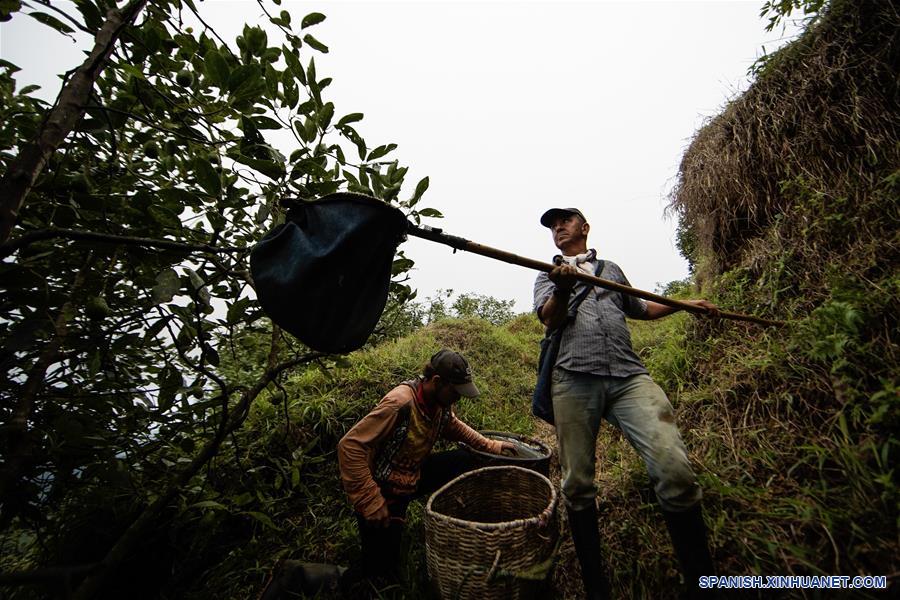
[434,377,461,408]
[550,214,589,250]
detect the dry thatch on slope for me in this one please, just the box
[659,0,899,588]
[669,0,899,294]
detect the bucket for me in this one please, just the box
[460,431,552,477]
[425,465,559,600]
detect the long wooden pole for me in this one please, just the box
[407,223,784,327]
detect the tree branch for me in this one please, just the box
[0,227,248,259]
[0,0,149,244]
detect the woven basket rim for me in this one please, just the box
[425,465,557,532]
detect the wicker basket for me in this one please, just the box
[425,465,559,600]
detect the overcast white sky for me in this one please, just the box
[1,1,803,313]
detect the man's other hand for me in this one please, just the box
[686,299,720,318]
[500,441,517,456]
[367,503,391,528]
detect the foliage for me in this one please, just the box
[414,288,518,326]
[0,2,438,597]
[760,0,826,31]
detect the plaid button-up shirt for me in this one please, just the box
[533,257,649,378]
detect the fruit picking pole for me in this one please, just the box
[406,223,784,328]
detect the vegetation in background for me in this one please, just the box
[0,1,436,597]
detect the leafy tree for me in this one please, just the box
[760,0,826,31]
[419,289,517,326]
[0,1,433,597]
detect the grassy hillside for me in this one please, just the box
[662,0,899,596]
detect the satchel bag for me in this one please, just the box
[531,260,604,425]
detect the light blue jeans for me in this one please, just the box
[551,368,702,512]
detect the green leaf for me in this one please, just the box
[186,268,211,309]
[159,188,203,210]
[203,344,220,367]
[157,365,183,412]
[418,208,443,218]
[143,317,170,343]
[256,204,270,225]
[190,500,228,511]
[229,153,286,180]
[87,350,101,377]
[228,64,261,94]
[119,63,145,81]
[303,34,328,53]
[245,26,267,55]
[252,116,282,130]
[303,117,317,143]
[243,510,280,530]
[367,144,397,161]
[27,11,74,34]
[193,157,221,196]
[203,49,230,88]
[279,10,291,25]
[282,46,307,85]
[227,298,253,325]
[301,12,326,28]
[264,63,280,99]
[391,257,414,275]
[410,176,429,206]
[283,77,299,109]
[187,268,204,291]
[340,126,367,160]
[337,112,363,127]
[72,0,100,30]
[174,323,195,352]
[152,269,181,305]
[318,102,334,130]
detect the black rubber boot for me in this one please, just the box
[567,504,612,600]
[662,504,715,598]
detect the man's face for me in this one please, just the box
[549,214,588,249]
[435,378,461,408]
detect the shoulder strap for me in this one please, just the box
[548,259,604,337]
[567,259,605,316]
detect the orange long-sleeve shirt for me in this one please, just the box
[337,378,503,519]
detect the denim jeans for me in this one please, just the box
[551,368,702,512]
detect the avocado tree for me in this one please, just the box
[0,1,430,596]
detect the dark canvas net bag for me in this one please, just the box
[249,193,408,354]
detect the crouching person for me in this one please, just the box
[337,349,514,584]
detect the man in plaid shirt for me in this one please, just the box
[534,207,719,599]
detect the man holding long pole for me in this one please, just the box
[533,207,717,599]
